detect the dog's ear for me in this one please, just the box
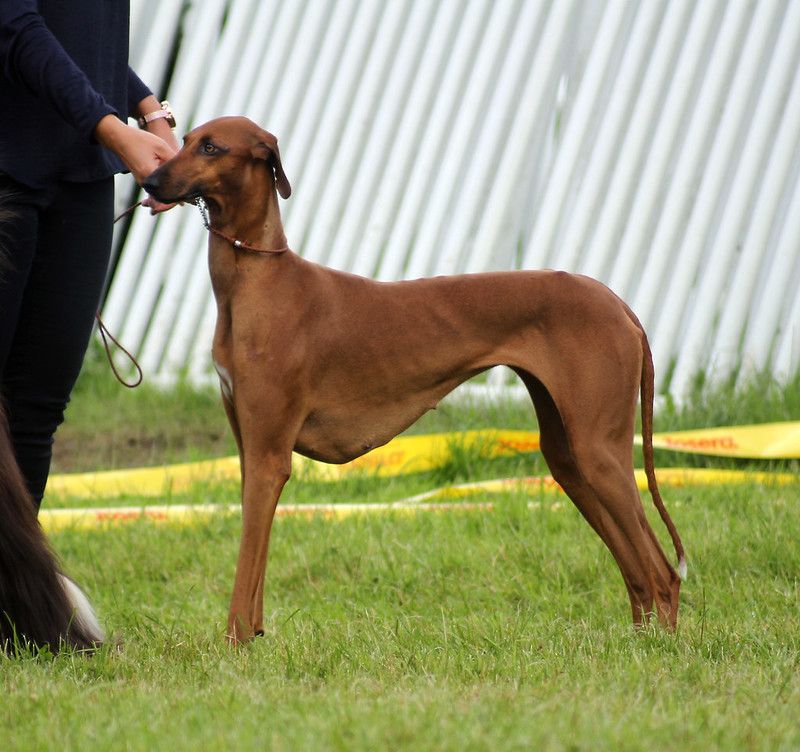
[251,132,291,199]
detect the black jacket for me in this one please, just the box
[0,0,151,188]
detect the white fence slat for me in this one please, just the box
[376,0,493,281]
[158,220,211,374]
[251,2,333,138]
[325,0,438,273]
[404,0,523,280]
[119,212,190,360]
[743,166,800,376]
[670,0,795,399]
[351,0,464,278]
[128,1,183,97]
[282,1,385,250]
[718,35,800,378]
[432,0,551,276]
[582,0,693,283]
[137,215,203,373]
[630,0,751,338]
[222,1,287,118]
[650,0,780,391]
[549,1,664,272]
[280,0,359,200]
[772,231,800,379]
[466,0,579,273]
[302,1,413,265]
[606,0,721,296]
[523,0,630,270]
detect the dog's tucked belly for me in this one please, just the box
[292,435,385,465]
[291,371,484,464]
[292,405,435,464]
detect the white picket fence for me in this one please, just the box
[105,0,800,401]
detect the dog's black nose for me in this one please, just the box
[141,173,160,196]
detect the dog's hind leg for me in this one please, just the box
[520,372,647,617]
[518,370,680,628]
[571,437,679,627]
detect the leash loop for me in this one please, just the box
[94,199,146,388]
[95,313,143,388]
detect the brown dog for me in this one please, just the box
[143,116,685,644]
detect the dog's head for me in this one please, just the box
[142,116,291,209]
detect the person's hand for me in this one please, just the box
[94,114,178,213]
[139,116,181,213]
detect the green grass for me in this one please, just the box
[662,370,800,428]
[5,358,799,749]
[3,484,799,750]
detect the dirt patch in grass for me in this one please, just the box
[49,351,237,473]
[51,424,235,473]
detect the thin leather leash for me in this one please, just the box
[95,200,146,388]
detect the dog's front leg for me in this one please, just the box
[227,451,291,644]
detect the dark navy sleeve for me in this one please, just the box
[0,0,116,140]
[127,67,152,118]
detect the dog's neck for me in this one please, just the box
[206,177,288,255]
[206,179,291,309]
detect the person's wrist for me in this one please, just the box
[94,113,127,150]
[136,95,161,117]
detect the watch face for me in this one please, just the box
[161,102,176,128]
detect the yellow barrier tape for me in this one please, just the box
[45,455,242,500]
[645,421,800,459]
[401,467,798,504]
[38,501,494,533]
[44,429,537,499]
[45,423,800,501]
[39,466,797,533]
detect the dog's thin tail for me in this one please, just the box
[638,327,687,580]
[0,403,104,653]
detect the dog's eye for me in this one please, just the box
[203,142,217,154]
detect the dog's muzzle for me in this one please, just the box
[141,170,197,204]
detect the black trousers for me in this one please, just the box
[0,173,114,507]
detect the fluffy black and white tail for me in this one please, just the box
[0,402,103,654]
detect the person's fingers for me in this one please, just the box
[153,137,178,162]
[126,130,177,183]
